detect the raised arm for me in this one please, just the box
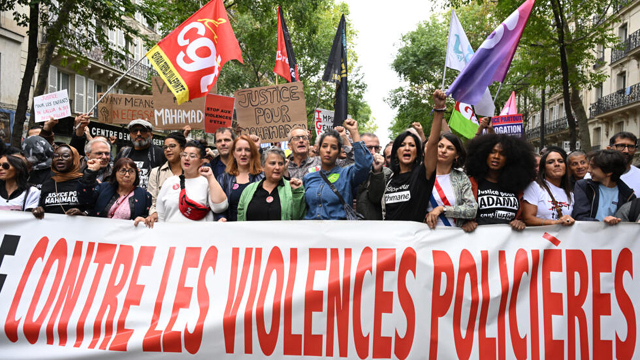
[425,90,447,179]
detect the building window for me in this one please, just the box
[595,83,603,100]
[615,121,624,134]
[58,72,70,91]
[617,72,626,91]
[593,127,602,146]
[619,23,628,41]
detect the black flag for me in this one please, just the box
[322,15,347,127]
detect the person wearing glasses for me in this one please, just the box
[37,144,88,215]
[608,132,640,195]
[115,119,166,190]
[356,133,392,219]
[0,154,41,215]
[143,132,186,227]
[78,157,151,221]
[154,140,228,223]
[286,127,354,180]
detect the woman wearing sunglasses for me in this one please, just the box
[154,140,228,223]
[0,154,41,215]
[78,157,152,221]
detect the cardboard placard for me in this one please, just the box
[234,82,307,143]
[97,93,155,125]
[33,90,72,123]
[492,114,523,138]
[151,77,212,131]
[204,94,235,134]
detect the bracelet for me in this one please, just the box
[433,107,446,112]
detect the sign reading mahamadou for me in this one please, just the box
[234,82,307,142]
[97,93,155,125]
[151,77,214,131]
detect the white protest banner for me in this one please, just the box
[314,108,352,137]
[1,212,639,359]
[33,90,72,123]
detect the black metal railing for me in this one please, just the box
[526,117,569,140]
[611,28,640,63]
[40,28,153,83]
[590,82,640,117]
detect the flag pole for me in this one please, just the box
[493,82,504,103]
[86,56,148,115]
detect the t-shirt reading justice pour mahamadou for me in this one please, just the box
[475,179,519,225]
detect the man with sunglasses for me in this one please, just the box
[608,131,640,194]
[114,119,166,189]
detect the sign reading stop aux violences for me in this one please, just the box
[146,0,243,106]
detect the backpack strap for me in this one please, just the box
[22,187,31,211]
[629,199,640,222]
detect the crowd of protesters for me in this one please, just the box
[2,89,640,226]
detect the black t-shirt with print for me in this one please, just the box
[475,179,519,225]
[384,164,435,222]
[128,149,152,190]
[38,178,88,214]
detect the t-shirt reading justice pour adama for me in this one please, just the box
[384,164,435,222]
[475,179,519,225]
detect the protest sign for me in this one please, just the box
[234,82,307,142]
[492,114,523,137]
[97,93,155,125]
[151,77,209,131]
[204,94,235,134]
[33,90,72,123]
[1,212,639,359]
[314,108,334,137]
[88,121,164,147]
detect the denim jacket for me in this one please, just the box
[303,141,372,220]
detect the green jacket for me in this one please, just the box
[237,179,306,221]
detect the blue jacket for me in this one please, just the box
[303,141,372,220]
[572,178,636,221]
[78,170,152,219]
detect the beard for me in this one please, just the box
[133,137,152,148]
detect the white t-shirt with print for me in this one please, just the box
[0,186,40,211]
[426,174,457,226]
[523,180,574,220]
[157,176,228,222]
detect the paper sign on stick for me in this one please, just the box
[33,90,72,123]
[313,108,352,137]
[234,82,307,143]
[151,77,210,131]
[204,95,235,134]
[97,93,155,125]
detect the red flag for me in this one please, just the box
[146,0,243,105]
[273,6,299,82]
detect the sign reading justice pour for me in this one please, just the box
[33,90,72,123]
[234,82,307,143]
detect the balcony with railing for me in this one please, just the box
[590,82,640,117]
[611,29,640,64]
[40,29,154,83]
[525,117,569,140]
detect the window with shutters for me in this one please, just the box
[75,75,85,114]
[86,79,95,116]
[58,72,70,91]
[108,30,116,44]
[48,66,58,93]
[552,105,558,121]
[118,30,125,48]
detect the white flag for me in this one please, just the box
[445,10,495,116]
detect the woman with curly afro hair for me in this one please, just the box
[462,134,536,232]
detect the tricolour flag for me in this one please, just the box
[273,6,299,82]
[445,9,495,117]
[449,101,479,139]
[446,0,534,106]
[322,15,348,127]
[146,0,243,105]
[500,91,518,115]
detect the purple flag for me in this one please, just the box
[446,0,535,105]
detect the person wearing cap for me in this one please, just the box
[115,119,165,190]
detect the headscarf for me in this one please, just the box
[51,144,82,182]
[21,135,53,171]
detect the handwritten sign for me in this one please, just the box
[492,114,523,138]
[234,82,307,143]
[151,77,212,131]
[204,94,235,134]
[97,93,155,125]
[33,90,71,123]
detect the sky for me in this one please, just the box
[344,0,435,145]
